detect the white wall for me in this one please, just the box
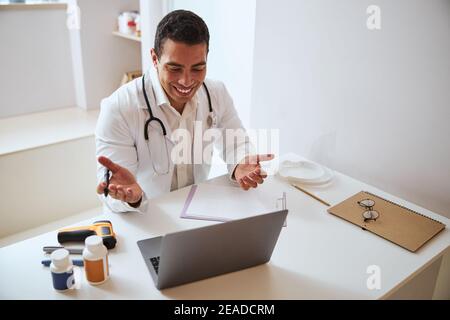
[0,1,142,117]
[139,0,166,72]
[0,5,76,118]
[75,0,141,109]
[0,136,99,238]
[251,0,450,218]
[168,0,257,127]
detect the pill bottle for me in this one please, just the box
[83,235,109,285]
[135,15,141,37]
[50,249,75,291]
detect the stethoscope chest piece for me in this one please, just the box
[207,112,217,128]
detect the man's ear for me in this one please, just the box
[150,49,159,68]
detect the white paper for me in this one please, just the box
[183,184,280,221]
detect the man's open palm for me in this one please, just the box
[234,154,275,191]
[96,156,143,204]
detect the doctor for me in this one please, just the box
[95,10,274,213]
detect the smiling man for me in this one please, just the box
[95,10,274,213]
[154,38,206,112]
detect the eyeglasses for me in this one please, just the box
[357,198,380,222]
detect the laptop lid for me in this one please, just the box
[156,209,288,289]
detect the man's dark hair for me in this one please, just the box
[154,10,210,58]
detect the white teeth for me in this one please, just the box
[175,87,192,94]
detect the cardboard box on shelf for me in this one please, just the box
[120,70,142,86]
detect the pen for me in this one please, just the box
[104,168,110,197]
[41,259,84,267]
[291,183,331,207]
[43,246,83,255]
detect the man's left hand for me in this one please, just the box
[234,154,275,191]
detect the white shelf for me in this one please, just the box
[0,2,67,10]
[112,31,141,43]
[0,107,100,155]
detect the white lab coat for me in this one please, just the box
[95,69,251,213]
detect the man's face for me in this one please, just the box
[151,39,207,109]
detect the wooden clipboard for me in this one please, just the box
[327,191,446,252]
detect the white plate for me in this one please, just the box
[277,159,334,185]
[278,160,324,181]
[293,166,334,185]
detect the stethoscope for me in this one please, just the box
[141,74,217,175]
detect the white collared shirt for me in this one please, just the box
[149,67,196,191]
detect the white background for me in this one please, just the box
[250,0,450,219]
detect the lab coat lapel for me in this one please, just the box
[151,103,174,145]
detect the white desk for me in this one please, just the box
[1,172,449,299]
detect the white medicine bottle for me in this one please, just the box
[83,235,109,285]
[50,248,75,291]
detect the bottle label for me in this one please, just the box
[84,256,109,283]
[52,270,75,291]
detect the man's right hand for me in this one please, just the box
[96,156,143,207]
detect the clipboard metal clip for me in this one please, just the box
[276,192,287,210]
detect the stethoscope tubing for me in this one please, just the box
[142,74,213,141]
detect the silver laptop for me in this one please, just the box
[137,209,288,290]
